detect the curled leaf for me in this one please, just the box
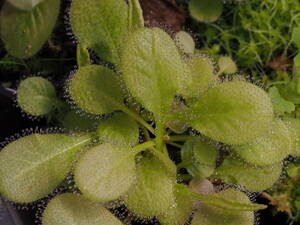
[189,0,223,23]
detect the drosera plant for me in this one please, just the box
[1,0,299,224]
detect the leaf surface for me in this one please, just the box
[189,0,223,23]
[0,0,60,58]
[7,0,44,11]
[0,134,91,203]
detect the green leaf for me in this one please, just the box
[0,0,60,58]
[283,117,300,156]
[218,56,238,75]
[188,81,274,145]
[128,0,144,29]
[268,86,295,115]
[181,55,215,99]
[234,119,293,166]
[74,143,136,202]
[181,139,217,178]
[42,193,123,225]
[189,0,223,23]
[191,189,254,225]
[61,111,98,131]
[0,134,91,203]
[17,77,57,116]
[214,157,282,192]
[96,112,139,146]
[174,31,195,54]
[157,184,193,225]
[277,78,300,104]
[68,65,124,115]
[124,154,175,218]
[70,0,128,64]
[7,0,44,11]
[120,28,186,121]
[76,44,90,67]
[292,26,300,47]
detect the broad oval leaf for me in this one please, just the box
[181,55,215,99]
[7,0,44,11]
[74,143,136,202]
[0,0,60,58]
[283,117,300,156]
[188,81,274,145]
[17,77,57,116]
[124,154,175,218]
[0,134,91,203]
[268,86,295,115]
[181,139,217,178]
[174,31,195,54]
[120,28,186,121]
[189,0,223,23]
[214,157,282,192]
[42,193,123,225]
[97,112,139,146]
[68,65,124,115]
[158,184,193,225]
[234,119,293,166]
[218,56,237,75]
[191,189,254,225]
[70,0,128,64]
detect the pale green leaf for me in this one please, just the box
[124,154,175,218]
[188,81,274,145]
[96,112,139,146]
[292,26,300,47]
[68,65,124,115]
[191,189,254,225]
[283,117,300,156]
[70,0,128,64]
[0,134,91,203]
[158,184,193,225]
[214,157,282,192]
[0,0,60,58]
[128,0,144,29]
[181,139,217,178]
[234,119,293,166]
[17,77,57,116]
[42,193,123,225]
[7,0,44,11]
[181,55,215,99]
[189,0,223,23]
[218,56,237,75]
[120,28,186,121]
[269,86,295,115]
[174,31,195,54]
[277,78,300,104]
[74,143,136,202]
[76,44,90,67]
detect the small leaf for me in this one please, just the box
[218,56,238,75]
[283,117,300,156]
[174,31,195,54]
[76,44,90,67]
[62,111,98,131]
[181,139,217,178]
[17,77,57,116]
[124,154,175,218]
[0,134,91,203]
[68,65,124,115]
[188,81,274,145]
[277,78,300,104]
[181,55,215,99]
[120,28,186,121]
[74,143,136,202]
[189,0,223,23]
[269,86,295,115]
[128,0,144,29]
[42,193,123,225]
[234,119,293,166]
[70,0,128,64]
[157,184,193,225]
[292,26,300,47]
[191,189,254,225]
[214,157,282,192]
[0,0,60,58]
[96,112,139,146]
